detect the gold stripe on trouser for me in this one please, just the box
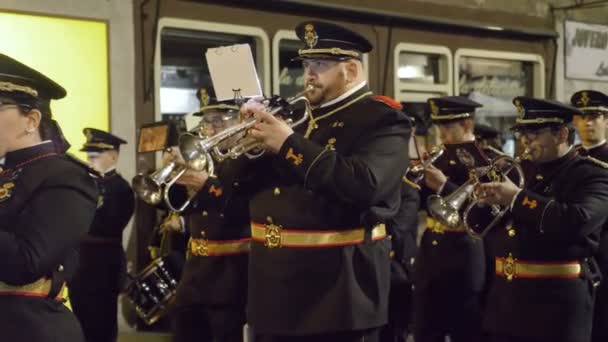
[189,237,250,256]
[496,257,581,281]
[0,278,69,306]
[425,217,465,233]
[250,222,386,247]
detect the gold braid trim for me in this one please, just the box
[0,81,38,97]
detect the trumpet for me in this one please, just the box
[462,150,530,239]
[179,85,314,174]
[427,151,528,232]
[131,148,199,213]
[404,145,445,184]
[132,162,184,206]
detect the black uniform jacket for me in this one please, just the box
[416,142,497,294]
[0,142,98,341]
[71,169,134,293]
[233,86,411,335]
[388,179,419,285]
[173,157,250,308]
[484,149,608,342]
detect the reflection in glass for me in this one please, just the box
[398,52,442,84]
[458,56,534,156]
[160,27,260,116]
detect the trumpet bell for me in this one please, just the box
[132,173,163,205]
[179,133,210,172]
[427,195,462,228]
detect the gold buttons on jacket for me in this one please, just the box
[432,240,438,246]
[389,251,396,259]
[508,229,517,237]
[274,187,281,196]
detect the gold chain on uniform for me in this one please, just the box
[304,91,372,138]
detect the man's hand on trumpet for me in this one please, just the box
[475,177,521,207]
[175,169,209,194]
[241,101,293,154]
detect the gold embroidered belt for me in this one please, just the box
[425,217,466,233]
[189,237,250,257]
[496,256,582,281]
[0,278,67,301]
[251,222,386,248]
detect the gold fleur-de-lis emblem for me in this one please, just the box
[429,100,439,115]
[199,88,210,107]
[0,182,15,202]
[580,91,590,107]
[304,23,318,48]
[514,99,525,120]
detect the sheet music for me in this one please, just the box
[206,44,263,101]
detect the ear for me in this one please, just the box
[557,126,569,144]
[25,109,42,133]
[462,118,475,132]
[344,59,359,82]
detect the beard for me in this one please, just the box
[304,83,325,106]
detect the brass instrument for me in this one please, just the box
[179,85,314,174]
[404,145,445,184]
[427,150,528,232]
[462,151,530,239]
[131,148,198,213]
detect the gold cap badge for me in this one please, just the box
[304,24,318,48]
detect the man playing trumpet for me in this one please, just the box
[476,97,608,342]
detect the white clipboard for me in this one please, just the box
[206,43,263,101]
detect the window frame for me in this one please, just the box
[453,48,545,98]
[393,42,453,102]
[154,17,271,122]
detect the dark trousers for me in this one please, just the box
[379,283,412,342]
[71,290,118,342]
[256,328,379,342]
[592,280,608,342]
[488,334,567,342]
[413,289,483,342]
[171,304,245,342]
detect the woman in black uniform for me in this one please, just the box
[0,54,98,341]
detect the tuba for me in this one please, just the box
[179,85,314,175]
[404,145,445,184]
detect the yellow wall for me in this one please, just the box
[0,11,109,160]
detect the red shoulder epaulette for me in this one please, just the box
[371,95,403,110]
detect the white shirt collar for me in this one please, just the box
[319,81,367,108]
[582,139,607,150]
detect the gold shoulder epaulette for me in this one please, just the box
[64,153,102,178]
[484,145,505,156]
[584,156,608,169]
[402,176,421,190]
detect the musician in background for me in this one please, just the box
[70,128,134,342]
[414,96,492,342]
[379,104,424,342]
[571,90,608,342]
[475,123,504,153]
[477,97,608,342]
[168,86,250,342]
[240,21,410,341]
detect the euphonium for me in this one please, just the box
[404,145,445,184]
[179,85,314,175]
